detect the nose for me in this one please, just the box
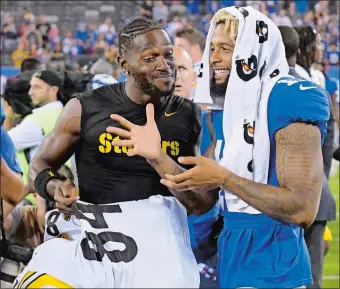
[210,49,222,66]
[157,56,171,71]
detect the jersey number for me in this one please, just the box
[74,203,138,263]
[46,211,61,237]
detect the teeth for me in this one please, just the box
[214,69,229,75]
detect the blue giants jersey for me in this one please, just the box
[214,76,329,288]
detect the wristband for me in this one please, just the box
[34,168,64,201]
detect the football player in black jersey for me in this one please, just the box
[29,17,217,223]
[22,17,219,288]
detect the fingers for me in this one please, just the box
[111,139,134,147]
[146,103,155,125]
[110,114,134,130]
[106,127,132,139]
[54,181,79,214]
[160,179,192,191]
[164,170,193,184]
[178,156,200,165]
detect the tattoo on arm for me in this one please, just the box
[221,123,323,227]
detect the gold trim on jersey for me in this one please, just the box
[16,271,73,288]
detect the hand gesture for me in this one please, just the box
[53,179,79,215]
[160,156,227,192]
[107,103,162,160]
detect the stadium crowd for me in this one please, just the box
[0,0,339,289]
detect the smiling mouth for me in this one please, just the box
[213,68,230,77]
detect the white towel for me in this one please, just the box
[194,6,289,214]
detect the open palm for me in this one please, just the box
[106,104,161,160]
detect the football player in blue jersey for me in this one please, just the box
[107,8,329,288]
[160,8,330,288]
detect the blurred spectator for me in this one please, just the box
[200,13,212,35]
[36,15,51,45]
[75,21,88,46]
[326,42,339,66]
[2,15,19,52]
[11,41,29,68]
[86,24,98,53]
[24,23,43,48]
[20,57,41,73]
[166,16,183,39]
[94,33,109,51]
[98,17,116,45]
[272,8,293,27]
[186,0,200,15]
[105,44,119,64]
[50,41,65,68]
[169,0,186,15]
[2,72,34,131]
[140,0,154,19]
[29,43,38,57]
[152,1,169,22]
[48,23,59,43]
[23,9,35,25]
[174,27,205,74]
[302,10,315,28]
[37,45,51,65]
[62,30,73,55]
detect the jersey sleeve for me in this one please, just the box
[268,79,330,144]
[0,127,23,174]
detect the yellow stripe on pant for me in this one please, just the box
[18,271,73,288]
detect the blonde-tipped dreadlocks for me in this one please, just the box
[213,11,239,45]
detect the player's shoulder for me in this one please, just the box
[268,76,330,143]
[90,82,124,98]
[272,76,329,107]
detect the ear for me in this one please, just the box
[117,55,129,74]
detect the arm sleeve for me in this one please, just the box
[0,127,22,174]
[268,84,330,144]
[8,118,44,151]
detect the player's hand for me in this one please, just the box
[160,156,227,192]
[53,179,79,215]
[107,103,162,160]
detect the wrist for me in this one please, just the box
[146,147,164,164]
[219,169,235,190]
[46,178,63,199]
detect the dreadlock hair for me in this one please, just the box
[118,17,163,55]
[294,26,317,71]
[213,10,239,45]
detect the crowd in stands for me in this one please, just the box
[1,0,339,72]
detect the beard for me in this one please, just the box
[210,74,229,109]
[131,70,176,99]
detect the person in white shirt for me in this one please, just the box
[8,69,65,183]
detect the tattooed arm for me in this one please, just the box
[220,122,323,228]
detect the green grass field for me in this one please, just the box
[323,166,340,288]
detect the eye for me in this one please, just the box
[143,56,156,62]
[210,46,215,52]
[165,51,174,58]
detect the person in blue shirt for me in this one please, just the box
[1,102,24,217]
[160,8,329,289]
